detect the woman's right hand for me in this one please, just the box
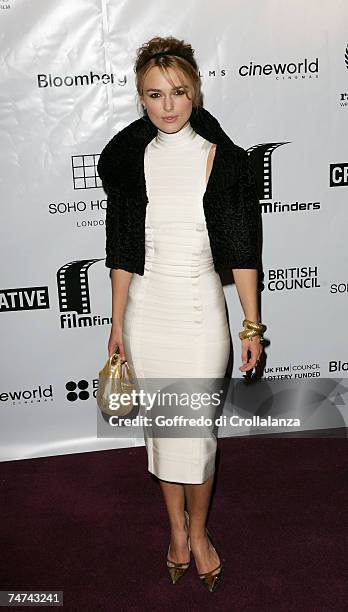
[108,325,126,361]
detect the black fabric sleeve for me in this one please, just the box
[97,141,124,273]
[230,150,262,270]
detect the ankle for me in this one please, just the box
[189,530,208,544]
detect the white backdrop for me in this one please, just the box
[1,0,348,461]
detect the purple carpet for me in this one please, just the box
[1,438,348,611]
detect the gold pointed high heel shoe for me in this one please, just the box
[197,527,224,593]
[166,510,191,584]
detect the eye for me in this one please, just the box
[149,93,160,98]
[175,89,185,95]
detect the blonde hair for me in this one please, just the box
[133,35,202,114]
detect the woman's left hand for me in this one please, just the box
[239,336,263,372]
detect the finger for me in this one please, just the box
[118,344,127,362]
[108,344,115,358]
[240,359,253,371]
[252,350,263,368]
[241,347,248,365]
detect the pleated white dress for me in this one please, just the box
[122,121,230,484]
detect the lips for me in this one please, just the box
[163,116,178,121]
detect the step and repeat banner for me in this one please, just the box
[1,0,347,461]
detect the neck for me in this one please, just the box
[156,121,196,145]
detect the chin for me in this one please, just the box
[163,118,189,130]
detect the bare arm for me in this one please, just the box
[111,268,133,324]
[108,268,133,359]
[232,268,263,372]
[232,268,260,322]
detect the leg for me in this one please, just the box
[159,479,190,564]
[184,474,221,574]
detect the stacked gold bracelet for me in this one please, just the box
[238,318,267,343]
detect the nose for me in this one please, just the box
[163,95,175,113]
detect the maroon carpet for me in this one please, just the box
[1,438,348,611]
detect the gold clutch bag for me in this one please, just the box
[96,348,137,417]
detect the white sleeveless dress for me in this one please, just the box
[122,121,230,484]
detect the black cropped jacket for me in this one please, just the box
[97,105,262,276]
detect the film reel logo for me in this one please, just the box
[247,142,290,201]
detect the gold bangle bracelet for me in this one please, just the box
[243,319,267,334]
[238,330,264,342]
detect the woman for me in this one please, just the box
[98,35,266,593]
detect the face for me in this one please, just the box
[139,65,194,133]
